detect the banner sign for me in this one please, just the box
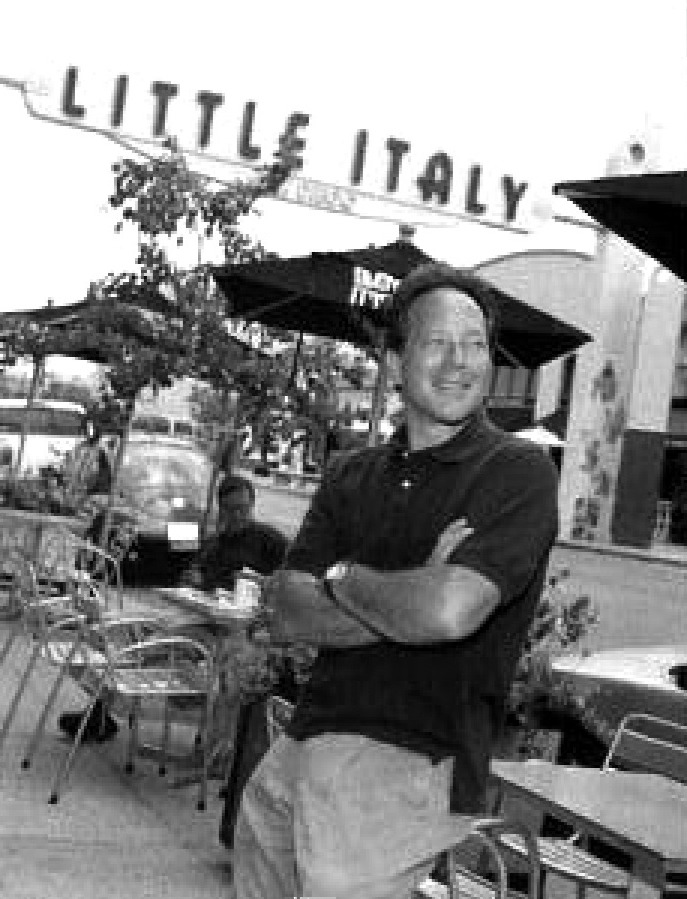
[22,65,553,232]
[349,267,399,310]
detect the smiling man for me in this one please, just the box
[232,262,559,899]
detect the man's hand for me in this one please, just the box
[252,568,383,648]
[258,569,323,644]
[427,517,474,565]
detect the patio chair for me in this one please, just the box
[0,546,94,757]
[491,712,687,898]
[0,529,161,767]
[48,630,215,810]
[263,698,542,899]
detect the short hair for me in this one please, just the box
[387,262,499,355]
[218,473,255,504]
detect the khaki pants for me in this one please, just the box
[232,734,474,899]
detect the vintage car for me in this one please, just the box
[548,645,687,764]
[90,435,215,585]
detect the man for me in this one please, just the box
[56,419,118,743]
[60,418,112,512]
[189,474,290,853]
[232,262,559,899]
[192,473,287,591]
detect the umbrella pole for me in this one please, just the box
[368,338,389,448]
[286,330,305,394]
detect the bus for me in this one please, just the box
[0,398,87,476]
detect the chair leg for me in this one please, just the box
[0,644,41,754]
[125,698,140,775]
[0,624,19,668]
[159,698,171,777]
[447,849,456,899]
[48,688,104,804]
[22,638,84,769]
[197,688,213,812]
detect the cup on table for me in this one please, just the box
[233,570,263,610]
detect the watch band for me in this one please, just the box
[322,560,351,605]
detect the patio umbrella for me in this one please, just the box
[553,171,687,281]
[212,239,591,369]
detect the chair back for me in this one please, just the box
[265,695,294,745]
[604,712,687,785]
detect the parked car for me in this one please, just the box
[89,436,215,585]
[547,645,687,765]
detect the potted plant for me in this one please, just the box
[498,566,601,762]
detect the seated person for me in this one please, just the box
[187,475,292,854]
[187,474,287,591]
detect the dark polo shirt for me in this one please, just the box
[284,410,559,812]
[200,521,288,590]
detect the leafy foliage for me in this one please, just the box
[505,566,605,757]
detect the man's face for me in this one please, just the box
[218,487,253,535]
[397,287,492,428]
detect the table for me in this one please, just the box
[491,759,687,899]
[121,586,258,782]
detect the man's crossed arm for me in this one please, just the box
[259,518,500,648]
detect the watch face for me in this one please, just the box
[326,562,349,581]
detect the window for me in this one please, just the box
[131,415,172,435]
[488,366,538,402]
[672,325,687,402]
[173,420,194,437]
[0,406,83,435]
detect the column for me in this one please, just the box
[611,271,684,544]
[558,130,682,546]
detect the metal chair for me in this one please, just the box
[0,545,94,757]
[0,527,158,767]
[492,712,687,898]
[48,629,215,810]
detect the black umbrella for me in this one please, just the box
[554,170,687,281]
[0,295,260,364]
[213,239,590,368]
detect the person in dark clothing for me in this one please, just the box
[323,419,341,465]
[56,420,117,744]
[60,419,112,510]
[186,474,290,854]
[192,474,286,592]
[232,263,559,899]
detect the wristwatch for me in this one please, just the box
[323,561,352,603]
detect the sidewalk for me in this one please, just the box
[0,623,233,899]
[559,535,687,567]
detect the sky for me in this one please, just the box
[0,0,686,336]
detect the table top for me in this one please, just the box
[491,759,687,866]
[124,586,259,632]
[0,507,84,528]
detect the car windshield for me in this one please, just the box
[118,441,213,499]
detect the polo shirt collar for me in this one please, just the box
[388,407,497,463]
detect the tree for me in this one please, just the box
[1,122,302,545]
